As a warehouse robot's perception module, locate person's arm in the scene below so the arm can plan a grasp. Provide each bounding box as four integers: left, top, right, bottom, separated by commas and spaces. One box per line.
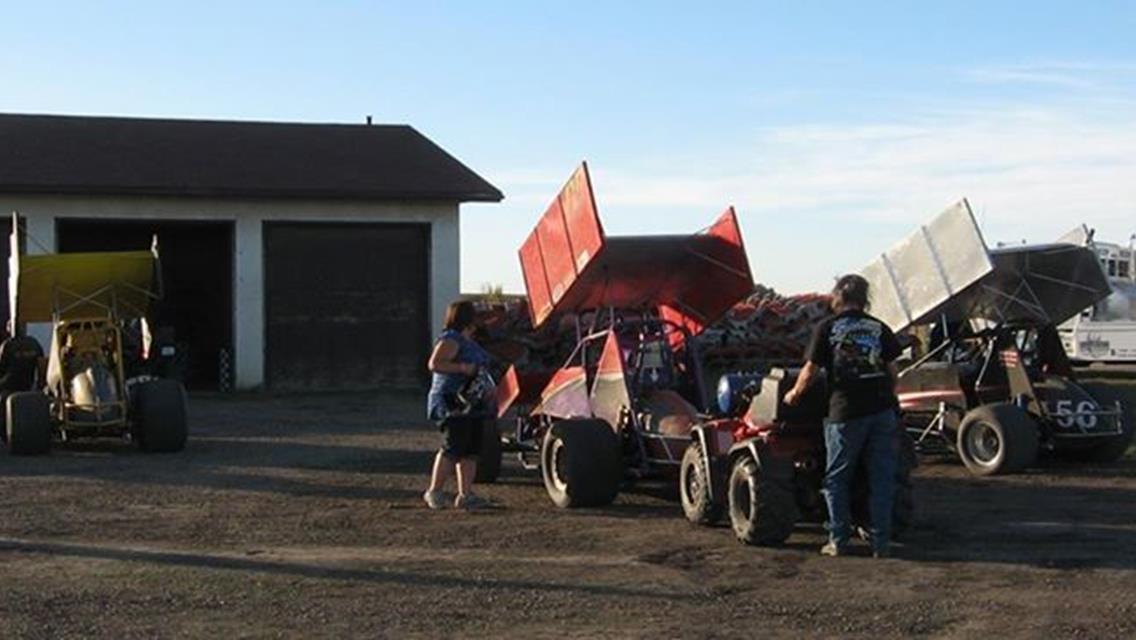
427, 338, 476, 376
783, 361, 820, 406
784, 321, 829, 406
883, 325, 902, 384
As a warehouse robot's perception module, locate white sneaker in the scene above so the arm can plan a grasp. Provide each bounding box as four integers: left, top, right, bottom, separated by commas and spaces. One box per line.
423, 489, 448, 510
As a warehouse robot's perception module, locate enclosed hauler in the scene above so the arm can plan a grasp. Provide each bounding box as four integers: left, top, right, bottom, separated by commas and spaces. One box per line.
1056, 227, 1136, 362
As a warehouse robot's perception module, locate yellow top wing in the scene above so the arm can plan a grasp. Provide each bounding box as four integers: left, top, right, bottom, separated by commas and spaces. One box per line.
10, 250, 159, 322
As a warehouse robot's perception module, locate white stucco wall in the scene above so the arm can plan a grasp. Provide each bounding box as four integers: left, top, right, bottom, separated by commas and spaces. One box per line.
2, 194, 461, 389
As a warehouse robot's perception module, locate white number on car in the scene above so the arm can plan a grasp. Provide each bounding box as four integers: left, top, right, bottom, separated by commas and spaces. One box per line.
1075, 401, 1098, 430
1048, 399, 1097, 430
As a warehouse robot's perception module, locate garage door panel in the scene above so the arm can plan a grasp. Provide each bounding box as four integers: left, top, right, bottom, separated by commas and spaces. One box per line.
265, 223, 429, 390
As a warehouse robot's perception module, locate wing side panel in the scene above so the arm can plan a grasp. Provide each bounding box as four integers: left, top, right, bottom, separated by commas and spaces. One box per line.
520, 163, 606, 328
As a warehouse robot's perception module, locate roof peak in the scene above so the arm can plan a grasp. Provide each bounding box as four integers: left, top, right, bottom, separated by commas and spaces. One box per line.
0, 113, 502, 202
0, 112, 410, 130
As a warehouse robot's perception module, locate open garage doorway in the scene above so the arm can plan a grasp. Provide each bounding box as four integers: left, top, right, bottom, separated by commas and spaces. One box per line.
0, 215, 16, 325
56, 219, 234, 390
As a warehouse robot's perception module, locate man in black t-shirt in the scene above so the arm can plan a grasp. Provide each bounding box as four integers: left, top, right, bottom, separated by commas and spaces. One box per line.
784, 274, 901, 558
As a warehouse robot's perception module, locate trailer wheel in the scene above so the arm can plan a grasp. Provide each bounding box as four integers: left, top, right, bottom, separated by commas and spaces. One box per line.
956, 403, 1038, 476
133, 379, 188, 453
540, 419, 620, 508
852, 429, 917, 540
727, 454, 797, 546
680, 440, 723, 525
474, 418, 502, 483
1062, 383, 1134, 463
6, 392, 51, 455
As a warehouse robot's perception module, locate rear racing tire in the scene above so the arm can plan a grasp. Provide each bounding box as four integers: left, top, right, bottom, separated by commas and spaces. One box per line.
6, 392, 52, 455
1061, 383, 1134, 463
474, 418, 502, 483
540, 419, 621, 508
956, 403, 1038, 476
133, 379, 188, 453
680, 440, 723, 525
727, 453, 798, 546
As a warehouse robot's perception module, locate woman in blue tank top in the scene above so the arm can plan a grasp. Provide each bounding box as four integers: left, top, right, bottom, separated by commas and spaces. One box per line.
423, 300, 493, 510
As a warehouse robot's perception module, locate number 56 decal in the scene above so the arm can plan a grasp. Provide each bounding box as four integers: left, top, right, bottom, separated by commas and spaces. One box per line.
1047, 400, 1098, 430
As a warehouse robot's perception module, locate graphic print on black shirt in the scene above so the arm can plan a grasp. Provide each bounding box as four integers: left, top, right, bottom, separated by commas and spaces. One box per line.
830, 316, 888, 385
806, 310, 900, 422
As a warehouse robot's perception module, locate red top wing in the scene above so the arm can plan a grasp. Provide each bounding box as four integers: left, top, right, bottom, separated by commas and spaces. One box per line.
518, 163, 753, 337
518, 163, 604, 327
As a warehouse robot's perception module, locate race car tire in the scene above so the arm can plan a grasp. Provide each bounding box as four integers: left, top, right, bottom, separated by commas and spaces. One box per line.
540, 419, 620, 508
6, 392, 51, 455
134, 379, 188, 453
956, 403, 1038, 476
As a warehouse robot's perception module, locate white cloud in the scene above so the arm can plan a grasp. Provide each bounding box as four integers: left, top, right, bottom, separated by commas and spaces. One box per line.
544, 103, 1136, 236
964, 67, 1096, 89
469, 64, 1136, 293
961, 61, 1136, 90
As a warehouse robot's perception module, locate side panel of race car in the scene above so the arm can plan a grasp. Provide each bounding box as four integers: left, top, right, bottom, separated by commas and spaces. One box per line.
590, 332, 631, 431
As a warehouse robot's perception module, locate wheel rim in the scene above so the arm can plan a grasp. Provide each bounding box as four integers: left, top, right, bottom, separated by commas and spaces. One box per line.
732, 473, 752, 521
549, 438, 569, 494
682, 459, 702, 506
965, 421, 1001, 464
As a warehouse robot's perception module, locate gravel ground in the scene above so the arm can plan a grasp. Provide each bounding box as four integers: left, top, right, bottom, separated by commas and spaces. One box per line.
1, 385, 1134, 639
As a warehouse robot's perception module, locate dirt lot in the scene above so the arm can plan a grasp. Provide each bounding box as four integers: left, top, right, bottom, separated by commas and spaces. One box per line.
2, 381, 1135, 639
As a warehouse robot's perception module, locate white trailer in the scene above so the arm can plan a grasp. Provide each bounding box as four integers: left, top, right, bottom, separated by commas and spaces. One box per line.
1057, 228, 1136, 362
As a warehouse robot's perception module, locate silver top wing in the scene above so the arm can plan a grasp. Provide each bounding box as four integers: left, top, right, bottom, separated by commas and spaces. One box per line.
861, 202, 1110, 332
861, 200, 993, 332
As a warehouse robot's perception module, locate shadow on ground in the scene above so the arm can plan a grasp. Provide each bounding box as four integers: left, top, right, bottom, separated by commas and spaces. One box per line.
904, 467, 1136, 570
0, 537, 690, 601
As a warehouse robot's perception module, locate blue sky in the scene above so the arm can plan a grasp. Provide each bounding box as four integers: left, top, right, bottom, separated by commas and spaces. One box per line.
3, 1, 1135, 294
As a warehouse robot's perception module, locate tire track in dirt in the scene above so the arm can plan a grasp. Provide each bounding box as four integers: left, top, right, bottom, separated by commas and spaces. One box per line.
0, 536, 714, 601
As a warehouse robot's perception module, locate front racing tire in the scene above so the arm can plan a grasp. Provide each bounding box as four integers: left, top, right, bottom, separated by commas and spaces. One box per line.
6, 392, 52, 456
540, 419, 621, 508
133, 379, 188, 453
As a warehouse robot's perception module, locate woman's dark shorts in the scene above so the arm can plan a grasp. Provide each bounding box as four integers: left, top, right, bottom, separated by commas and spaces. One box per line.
437, 415, 484, 459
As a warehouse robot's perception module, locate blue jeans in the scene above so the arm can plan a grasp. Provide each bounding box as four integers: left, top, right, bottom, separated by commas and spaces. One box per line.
823, 409, 898, 551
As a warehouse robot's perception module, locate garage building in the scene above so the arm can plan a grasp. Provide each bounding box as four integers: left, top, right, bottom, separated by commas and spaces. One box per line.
0, 113, 502, 391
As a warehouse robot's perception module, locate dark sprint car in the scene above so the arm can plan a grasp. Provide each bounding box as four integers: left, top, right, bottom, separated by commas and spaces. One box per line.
863, 200, 1131, 476
898, 322, 1131, 475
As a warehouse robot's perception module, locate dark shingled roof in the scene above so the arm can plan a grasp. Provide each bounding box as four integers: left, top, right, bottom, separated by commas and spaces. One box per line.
0, 113, 503, 202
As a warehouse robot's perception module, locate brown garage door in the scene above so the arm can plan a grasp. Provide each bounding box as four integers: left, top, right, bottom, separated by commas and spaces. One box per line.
264, 222, 430, 390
